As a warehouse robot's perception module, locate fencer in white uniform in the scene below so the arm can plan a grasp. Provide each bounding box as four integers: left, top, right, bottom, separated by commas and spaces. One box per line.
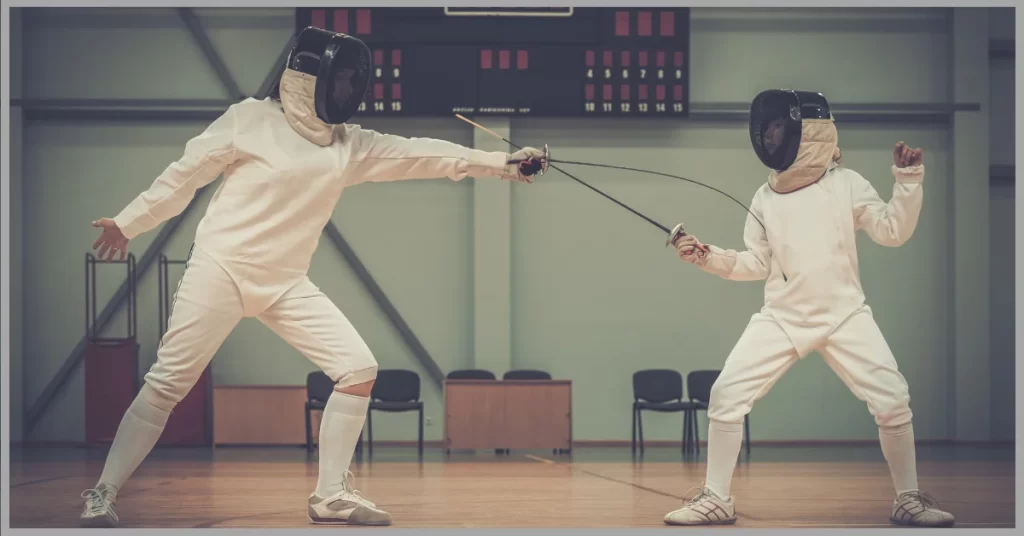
662, 90, 954, 527
81, 27, 549, 528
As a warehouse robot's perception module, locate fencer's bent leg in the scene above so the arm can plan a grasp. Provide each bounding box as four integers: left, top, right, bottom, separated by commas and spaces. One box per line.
705, 314, 800, 500
818, 307, 915, 491
665, 314, 799, 526
257, 279, 390, 525
819, 307, 954, 527
83, 248, 243, 527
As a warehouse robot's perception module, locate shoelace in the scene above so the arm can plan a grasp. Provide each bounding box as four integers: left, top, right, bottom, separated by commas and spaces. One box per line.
341, 471, 374, 507
681, 486, 714, 508
903, 491, 940, 510
81, 489, 113, 516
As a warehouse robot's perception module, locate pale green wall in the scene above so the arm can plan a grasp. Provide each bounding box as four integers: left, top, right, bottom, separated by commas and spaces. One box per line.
11, 7, 1015, 443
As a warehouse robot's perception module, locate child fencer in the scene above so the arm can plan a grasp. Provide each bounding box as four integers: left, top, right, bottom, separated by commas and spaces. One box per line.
81, 27, 549, 528
663, 90, 954, 528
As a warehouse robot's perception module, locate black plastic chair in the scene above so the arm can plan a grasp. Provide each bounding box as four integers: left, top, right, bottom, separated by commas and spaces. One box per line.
502, 369, 552, 380
305, 371, 335, 452
366, 369, 424, 455
687, 370, 751, 456
446, 369, 496, 380
632, 369, 698, 454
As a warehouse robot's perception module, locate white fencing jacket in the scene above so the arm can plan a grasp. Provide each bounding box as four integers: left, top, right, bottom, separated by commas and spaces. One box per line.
699, 165, 925, 356
113, 98, 511, 313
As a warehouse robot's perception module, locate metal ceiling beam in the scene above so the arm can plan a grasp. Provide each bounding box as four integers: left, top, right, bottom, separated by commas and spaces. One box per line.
177, 8, 246, 102
989, 39, 1015, 61
13, 98, 982, 125
322, 222, 446, 390
24, 186, 213, 436
990, 165, 1015, 185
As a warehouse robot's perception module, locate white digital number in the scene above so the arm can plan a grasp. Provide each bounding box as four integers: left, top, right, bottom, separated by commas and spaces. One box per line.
374, 102, 384, 112
391, 101, 403, 112
587, 69, 594, 79
640, 69, 647, 79
675, 69, 682, 79
657, 70, 664, 79
656, 103, 666, 112
604, 69, 612, 79
622, 69, 629, 79
358, 102, 367, 112
603, 102, 613, 112
621, 102, 631, 112
394, 68, 401, 78
673, 103, 683, 112
375, 68, 382, 78
585, 102, 595, 112
639, 103, 648, 112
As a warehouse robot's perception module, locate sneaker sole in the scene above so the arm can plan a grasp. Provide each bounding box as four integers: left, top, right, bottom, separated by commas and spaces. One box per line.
80, 514, 118, 528
890, 516, 955, 528
308, 514, 392, 526
664, 517, 738, 526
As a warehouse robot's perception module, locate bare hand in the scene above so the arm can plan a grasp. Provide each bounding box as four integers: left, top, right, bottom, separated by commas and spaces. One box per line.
893, 142, 923, 168
92, 218, 129, 261
672, 232, 711, 265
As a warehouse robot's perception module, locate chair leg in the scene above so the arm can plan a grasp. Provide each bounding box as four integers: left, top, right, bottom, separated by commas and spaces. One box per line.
637, 409, 645, 454
744, 414, 751, 456
367, 409, 374, 456
631, 403, 637, 454
304, 404, 313, 453
693, 411, 701, 456
418, 407, 424, 456
682, 411, 689, 454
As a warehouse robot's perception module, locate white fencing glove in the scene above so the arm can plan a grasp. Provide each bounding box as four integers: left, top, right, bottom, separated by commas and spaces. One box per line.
503, 145, 549, 183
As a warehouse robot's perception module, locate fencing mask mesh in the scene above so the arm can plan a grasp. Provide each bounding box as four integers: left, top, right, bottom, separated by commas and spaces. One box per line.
286, 26, 371, 125
750, 90, 839, 193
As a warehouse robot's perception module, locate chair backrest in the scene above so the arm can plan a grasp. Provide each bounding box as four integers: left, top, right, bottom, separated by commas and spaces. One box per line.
446, 369, 496, 380
687, 370, 721, 404
371, 369, 421, 402
632, 369, 683, 403
306, 371, 335, 403
503, 369, 552, 380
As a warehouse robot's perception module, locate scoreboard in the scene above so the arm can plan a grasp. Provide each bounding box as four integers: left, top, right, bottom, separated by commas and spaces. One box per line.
294, 7, 690, 118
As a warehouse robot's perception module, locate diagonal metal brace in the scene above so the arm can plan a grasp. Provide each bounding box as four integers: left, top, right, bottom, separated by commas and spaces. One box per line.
255, 35, 296, 100
24, 186, 213, 436
177, 8, 245, 102
322, 222, 445, 390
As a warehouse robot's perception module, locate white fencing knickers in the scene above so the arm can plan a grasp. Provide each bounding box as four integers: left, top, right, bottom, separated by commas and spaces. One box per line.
143, 245, 378, 411
708, 305, 913, 427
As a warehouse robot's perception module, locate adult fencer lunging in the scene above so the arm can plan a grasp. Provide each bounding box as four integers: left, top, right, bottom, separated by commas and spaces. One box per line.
81, 27, 549, 528
663, 90, 954, 527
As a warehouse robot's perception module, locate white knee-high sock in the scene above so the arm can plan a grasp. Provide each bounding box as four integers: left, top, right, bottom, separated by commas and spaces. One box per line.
704, 420, 743, 500
96, 387, 172, 498
879, 422, 919, 495
315, 391, 370, 498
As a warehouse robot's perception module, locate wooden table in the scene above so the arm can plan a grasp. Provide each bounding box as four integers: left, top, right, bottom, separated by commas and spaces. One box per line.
444, 379, 572, 453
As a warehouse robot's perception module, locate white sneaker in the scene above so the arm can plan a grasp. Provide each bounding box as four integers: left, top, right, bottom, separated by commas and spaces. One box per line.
307, 471, 392, 526
890, 490, 955, 527
664, 485, 737, 526
80, 484, 119, 528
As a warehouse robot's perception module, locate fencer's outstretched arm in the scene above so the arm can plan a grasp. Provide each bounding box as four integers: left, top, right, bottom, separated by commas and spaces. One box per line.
112, 105, 240, 239
344, 128, 534, 186
674, 194, 772, 281
851, 165, 924, 247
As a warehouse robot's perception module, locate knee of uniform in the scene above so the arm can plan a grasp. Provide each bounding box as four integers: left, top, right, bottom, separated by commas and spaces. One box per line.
335, 363, 378, 389
707, 384, 747, 424
873, 394, 913, 428
139, 381, 180, 413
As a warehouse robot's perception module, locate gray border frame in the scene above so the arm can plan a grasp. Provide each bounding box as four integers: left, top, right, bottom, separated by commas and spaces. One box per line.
4, 0, 1021, 534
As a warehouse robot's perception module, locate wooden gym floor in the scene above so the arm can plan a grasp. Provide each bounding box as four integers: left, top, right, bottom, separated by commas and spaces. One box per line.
9, 443, 1016, 528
